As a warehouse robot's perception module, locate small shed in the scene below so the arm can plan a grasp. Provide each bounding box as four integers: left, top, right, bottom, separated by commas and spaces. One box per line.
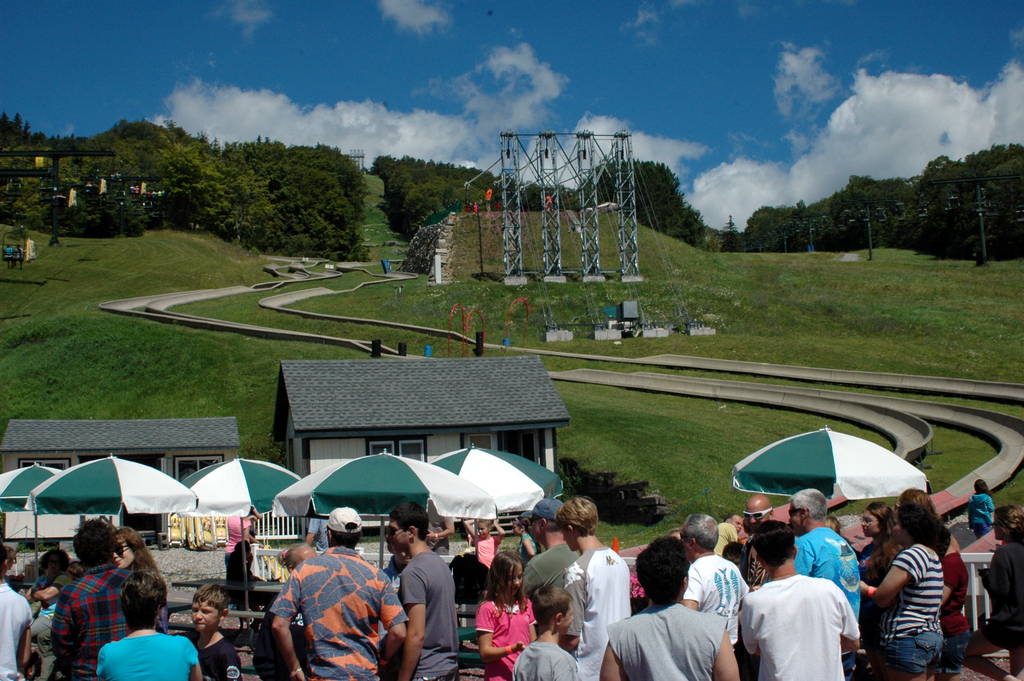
1, 417, 240, 537
274, 356, 570, 475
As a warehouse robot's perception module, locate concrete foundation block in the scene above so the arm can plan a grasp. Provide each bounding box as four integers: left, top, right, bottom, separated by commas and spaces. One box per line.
544, 329, 574, 342
503, 276, 529, 286
621, 275, 644, 283
582, 275, 607, 283
642, 327, 671, 338
687, 326, 717, 336
593, 328, 622, 340
542, 275, 568, 283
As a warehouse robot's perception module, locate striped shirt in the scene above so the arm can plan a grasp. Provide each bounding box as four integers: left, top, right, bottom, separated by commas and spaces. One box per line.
879, 544, 943, 644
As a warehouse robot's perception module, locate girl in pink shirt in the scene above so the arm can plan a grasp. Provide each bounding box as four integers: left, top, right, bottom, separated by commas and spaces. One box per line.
476, 551, 536, 681
468, 518, 504, 569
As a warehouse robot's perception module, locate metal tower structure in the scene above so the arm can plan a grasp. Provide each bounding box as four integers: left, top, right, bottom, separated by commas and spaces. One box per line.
612, 132, 642, 281
574, 132, 604, 281
0, 150, 115, 245
537, 132, 566, 282
499, 131, 527, 284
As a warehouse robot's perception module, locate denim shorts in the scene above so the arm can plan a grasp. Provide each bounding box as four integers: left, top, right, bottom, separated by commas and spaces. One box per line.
884, 630, 943, 674
935, 630, 970, 674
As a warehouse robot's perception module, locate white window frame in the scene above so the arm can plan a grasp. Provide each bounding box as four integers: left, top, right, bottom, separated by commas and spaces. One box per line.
174, 455, 224, 480
18, 458, 71, 470
368, 440, 395, 456
398, 439, 426, 461
467, 433, 494, 449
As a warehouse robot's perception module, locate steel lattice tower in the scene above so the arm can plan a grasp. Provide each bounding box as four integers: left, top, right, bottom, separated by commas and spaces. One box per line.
575, 132, 604, 281
499, 131, 526, 284
613, 132, 642, 281
537, 132, 565, 280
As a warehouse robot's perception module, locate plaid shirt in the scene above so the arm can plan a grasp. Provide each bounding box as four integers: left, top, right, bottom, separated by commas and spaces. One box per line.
51, 564, 130, 681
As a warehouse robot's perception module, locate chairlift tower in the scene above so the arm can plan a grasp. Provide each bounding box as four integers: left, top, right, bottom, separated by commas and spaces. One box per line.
613, 132, 642, 281
500, 131, 527, 285
929, 174, 1022, 265
575, 132, 604, 282
0, 150, 115, 245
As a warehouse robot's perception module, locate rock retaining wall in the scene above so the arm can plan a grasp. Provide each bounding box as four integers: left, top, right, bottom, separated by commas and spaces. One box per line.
401, 214, 456, 282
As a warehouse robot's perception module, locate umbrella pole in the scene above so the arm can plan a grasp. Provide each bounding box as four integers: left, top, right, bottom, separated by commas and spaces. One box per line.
242, 532, 250, 612
33, 512, 38, 576
378, 517, 384, 569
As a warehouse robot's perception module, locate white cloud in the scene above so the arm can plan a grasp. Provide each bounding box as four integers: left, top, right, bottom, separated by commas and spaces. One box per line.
219, 0, 271, 37
153, 43, 570, 165
691, 62, 1024, 230
1012, 25, 1024, 49
456, 43, 568, 135
774, 44, 838, 118
574, 113, 708, 178
154, 81, 475, 162
377, 0, 449, 35
622, 5, 660, 45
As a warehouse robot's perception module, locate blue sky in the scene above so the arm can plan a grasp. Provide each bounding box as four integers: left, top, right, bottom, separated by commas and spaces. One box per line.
3, 1, 1023, 228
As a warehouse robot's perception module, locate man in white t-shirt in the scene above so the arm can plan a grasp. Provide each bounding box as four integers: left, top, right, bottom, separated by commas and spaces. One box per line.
681, 513, 749, 645
0, 545, 32, 678
557, 497, 630, 681
740, 521, 859, 681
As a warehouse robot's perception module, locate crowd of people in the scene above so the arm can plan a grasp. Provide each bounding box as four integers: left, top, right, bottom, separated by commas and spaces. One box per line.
0, 485, 1020, 681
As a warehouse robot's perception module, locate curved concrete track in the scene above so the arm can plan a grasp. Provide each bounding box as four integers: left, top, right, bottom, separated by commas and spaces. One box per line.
98, 260, 1024, 503
551, 369, 1024, 497
99, 260, 415, 355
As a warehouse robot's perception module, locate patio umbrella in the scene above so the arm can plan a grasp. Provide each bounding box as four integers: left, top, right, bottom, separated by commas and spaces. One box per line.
182, 458, 299, 611
182, 458, 300, 517
273, 455, 496, 566
0, 464, 62, 568
432, 447, 562, 512
26, 456, 197, 515
273, 454, 495, 519
0, 464, 61, 512
732, 427, 928, 500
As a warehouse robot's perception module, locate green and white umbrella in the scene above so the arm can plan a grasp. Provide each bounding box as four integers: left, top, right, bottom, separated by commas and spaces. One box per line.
432, 447, 562, 513
273, 454, 496, 519
26, 456, 197, 515
732, 427, 928, 499
182, 458, 300, 517
0, 464, 61, 512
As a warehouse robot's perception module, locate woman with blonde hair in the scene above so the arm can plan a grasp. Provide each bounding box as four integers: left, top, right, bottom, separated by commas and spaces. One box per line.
963, 505, 1024, 681
859, 501, 898, 681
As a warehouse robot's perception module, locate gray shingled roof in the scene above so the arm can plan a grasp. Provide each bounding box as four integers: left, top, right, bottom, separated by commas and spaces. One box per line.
277, 356, 569, 436
1, 418, 239, 453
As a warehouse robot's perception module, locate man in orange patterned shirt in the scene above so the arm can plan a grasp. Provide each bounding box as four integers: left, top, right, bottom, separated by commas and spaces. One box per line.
271, 507, 408, 681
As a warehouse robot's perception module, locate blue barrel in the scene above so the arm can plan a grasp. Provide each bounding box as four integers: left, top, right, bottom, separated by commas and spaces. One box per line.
424, 345, 433, 357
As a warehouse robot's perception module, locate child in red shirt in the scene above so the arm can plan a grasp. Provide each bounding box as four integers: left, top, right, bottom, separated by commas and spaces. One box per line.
476, 551, 536, 681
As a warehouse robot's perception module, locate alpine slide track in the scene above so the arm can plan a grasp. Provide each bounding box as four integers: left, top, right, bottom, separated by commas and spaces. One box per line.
99, 261, 1024, 541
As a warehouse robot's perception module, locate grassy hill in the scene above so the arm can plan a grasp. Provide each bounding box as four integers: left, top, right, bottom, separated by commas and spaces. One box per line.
3, 184, 1024, 543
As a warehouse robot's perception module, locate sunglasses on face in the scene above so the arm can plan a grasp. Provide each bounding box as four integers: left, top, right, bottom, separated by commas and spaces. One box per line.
743, 509, 773, 519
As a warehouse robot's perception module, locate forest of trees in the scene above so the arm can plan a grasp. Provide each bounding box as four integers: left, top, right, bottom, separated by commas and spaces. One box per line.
0, 116, 366, 260
728, 144, 1024, 261
372, 155, 709, 247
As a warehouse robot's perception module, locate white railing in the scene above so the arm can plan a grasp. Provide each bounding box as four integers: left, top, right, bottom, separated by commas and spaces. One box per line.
253, 513, 306, 542
962, 552, 994, 629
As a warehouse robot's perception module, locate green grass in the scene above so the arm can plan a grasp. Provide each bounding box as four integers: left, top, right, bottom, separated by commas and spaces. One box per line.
3, 182, 1024, 547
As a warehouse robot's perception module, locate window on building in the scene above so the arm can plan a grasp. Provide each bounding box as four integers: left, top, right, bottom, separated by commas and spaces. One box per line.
174, 455, 224, 480
18, 458, 70, 470
367, 439, 426, 460
467, 433, 494, 449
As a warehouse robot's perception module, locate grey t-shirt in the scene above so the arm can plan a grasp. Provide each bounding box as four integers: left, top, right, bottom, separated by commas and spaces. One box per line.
513, 641, 577, 681
399, 550, 458, 678
523, 543, 579, 597
607, 603, 725, 681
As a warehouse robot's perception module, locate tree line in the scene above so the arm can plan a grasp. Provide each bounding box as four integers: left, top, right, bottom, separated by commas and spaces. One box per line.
372, 155, 709, 247
0, 116, 366, 260
723, 144, 1024, 261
